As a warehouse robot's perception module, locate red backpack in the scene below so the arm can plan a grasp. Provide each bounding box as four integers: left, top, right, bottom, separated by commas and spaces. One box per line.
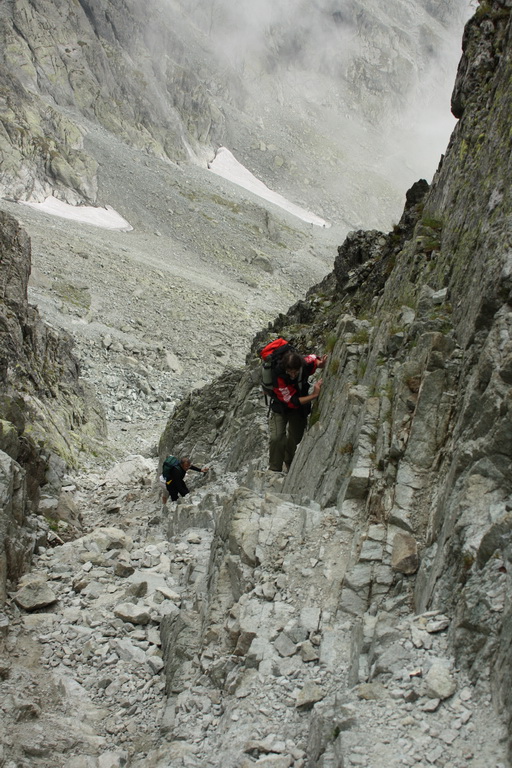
259, 338, 292, 398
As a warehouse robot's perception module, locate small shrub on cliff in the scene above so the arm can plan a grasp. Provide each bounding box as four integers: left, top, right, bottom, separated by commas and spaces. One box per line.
421, 215, 443, 231
329, 358, 340, 375
349, 328, 370, 345
325, 333, 337, 353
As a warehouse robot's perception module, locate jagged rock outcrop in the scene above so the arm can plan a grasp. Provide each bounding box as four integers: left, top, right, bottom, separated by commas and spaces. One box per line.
4, 454, 502, 768
0, 211, 105, 602
159, 2, 512, 760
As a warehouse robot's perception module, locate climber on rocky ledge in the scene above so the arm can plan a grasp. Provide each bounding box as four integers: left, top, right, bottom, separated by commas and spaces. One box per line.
160, 457, 209, 505
268, 350, 326, 473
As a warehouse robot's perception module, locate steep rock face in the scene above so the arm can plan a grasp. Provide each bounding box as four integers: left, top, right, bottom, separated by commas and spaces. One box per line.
0, 0, 238, 202
159, 1, 512, 757
0, 211, 105, 602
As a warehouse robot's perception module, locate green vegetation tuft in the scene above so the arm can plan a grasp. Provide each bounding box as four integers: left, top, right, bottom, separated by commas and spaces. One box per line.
325, 333, 337, 353
349, 328, 370, 345
421, 215, 443, 231
329, 358, 340, 375
357, 359, 367, 380
53, 281, 91, 309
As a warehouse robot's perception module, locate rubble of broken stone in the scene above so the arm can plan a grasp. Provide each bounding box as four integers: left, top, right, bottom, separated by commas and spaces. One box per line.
0, 456, 507, 768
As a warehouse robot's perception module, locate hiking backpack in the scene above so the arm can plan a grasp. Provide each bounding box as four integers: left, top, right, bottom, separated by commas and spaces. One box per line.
259, 338, 297, 400
162, 454, 180, 480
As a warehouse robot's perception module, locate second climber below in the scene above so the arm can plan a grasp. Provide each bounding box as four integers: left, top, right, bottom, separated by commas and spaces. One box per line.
162, 457, 209, 505
269, 349, 327, 473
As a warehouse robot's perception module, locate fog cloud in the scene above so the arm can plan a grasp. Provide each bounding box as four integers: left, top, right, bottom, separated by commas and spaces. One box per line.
169, 0, 474, 226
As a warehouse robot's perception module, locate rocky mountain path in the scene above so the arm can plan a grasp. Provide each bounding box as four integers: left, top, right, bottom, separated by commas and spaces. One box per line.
1, 455, 508, 768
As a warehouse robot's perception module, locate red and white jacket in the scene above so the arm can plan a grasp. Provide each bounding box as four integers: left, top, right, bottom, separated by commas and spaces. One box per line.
271, 354, 321, 411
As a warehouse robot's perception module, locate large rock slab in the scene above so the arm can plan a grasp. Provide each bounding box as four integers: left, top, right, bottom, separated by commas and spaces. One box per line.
14, 578, 57, 611
391, 532, 419, 574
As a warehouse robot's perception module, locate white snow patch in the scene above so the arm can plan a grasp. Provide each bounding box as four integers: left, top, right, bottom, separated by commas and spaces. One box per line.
20, 197, 133, 231
209, 147, 330, 228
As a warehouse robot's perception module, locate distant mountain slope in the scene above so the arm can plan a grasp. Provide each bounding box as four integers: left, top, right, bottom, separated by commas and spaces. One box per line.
0, 0, 468, 228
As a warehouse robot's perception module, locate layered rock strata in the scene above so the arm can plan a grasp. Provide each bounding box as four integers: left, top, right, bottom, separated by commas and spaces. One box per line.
1, 457, 505, 767
0, 2, 511, 767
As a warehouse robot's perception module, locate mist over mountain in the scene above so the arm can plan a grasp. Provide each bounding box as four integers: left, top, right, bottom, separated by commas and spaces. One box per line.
1, 0, 470, 228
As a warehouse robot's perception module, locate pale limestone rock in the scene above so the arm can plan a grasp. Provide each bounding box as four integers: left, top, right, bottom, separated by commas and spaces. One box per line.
252, 756, 292, 767
164, 351, 183, 374
274, 632, 297, 658
229, 512, 260, 566
103, 456, 155, 487
425, 664, 457, 700
156, 586, 181, 603
339, 587, 368, 616
411, 625, 432, 649
359, 539, 383, 562
388, 507, 414, 532
368, 524, 387, 541
391, 532, 419, 574
426, 615, 450, 633
66, 758, 98, 768
113, 638, 147, 664
295, 682, 325, 709
421, 697, 440, 712
147, 656, 165, 674
432, 288, 448, 305
113, 601, 152, 625
81, 527, 133, 553
246, 637, 275, 668
300, 605, 321, 632
98, 752, 129, 768
55, 491, 82, 530
261, 581, 277, 601
344, 563, 373, 590
300, 641, 319, 662
14, 579, 57, 611
372, 643, 412, 676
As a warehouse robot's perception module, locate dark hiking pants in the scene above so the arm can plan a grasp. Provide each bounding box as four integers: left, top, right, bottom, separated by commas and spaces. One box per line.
269, 410, 307, 471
